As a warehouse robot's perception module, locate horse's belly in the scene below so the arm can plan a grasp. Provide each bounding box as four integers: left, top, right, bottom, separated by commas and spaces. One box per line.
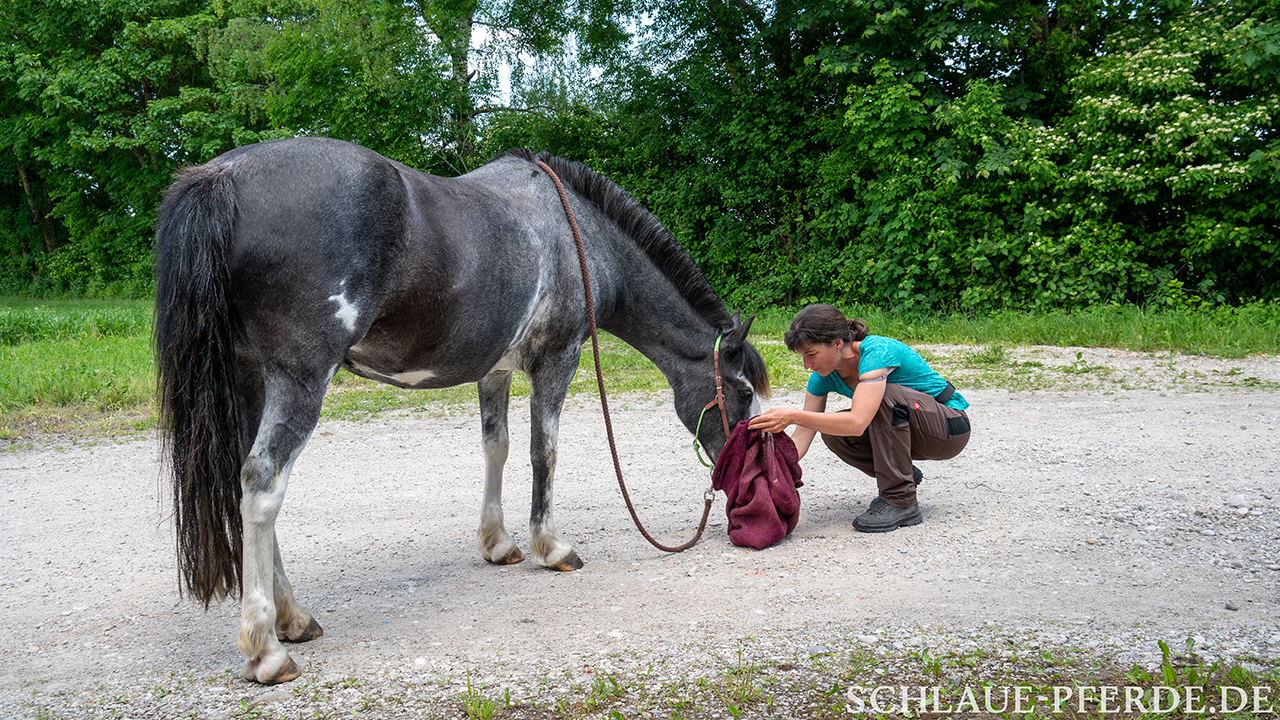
342, 343, 485, 389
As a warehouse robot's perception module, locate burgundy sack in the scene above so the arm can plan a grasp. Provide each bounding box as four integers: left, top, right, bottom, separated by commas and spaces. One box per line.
711, 419, 804, 550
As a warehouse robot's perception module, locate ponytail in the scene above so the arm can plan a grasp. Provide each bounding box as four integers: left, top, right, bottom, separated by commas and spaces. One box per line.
847, 317, 869, 342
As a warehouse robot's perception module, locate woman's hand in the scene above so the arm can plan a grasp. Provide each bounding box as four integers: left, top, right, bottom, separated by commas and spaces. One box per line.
748, 407, 794, 434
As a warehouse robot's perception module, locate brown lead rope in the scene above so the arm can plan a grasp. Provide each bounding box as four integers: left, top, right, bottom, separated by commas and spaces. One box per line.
536, 160, 713, 553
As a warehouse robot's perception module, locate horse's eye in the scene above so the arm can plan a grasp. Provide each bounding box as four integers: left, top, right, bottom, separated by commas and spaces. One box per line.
738, 388, 753, 401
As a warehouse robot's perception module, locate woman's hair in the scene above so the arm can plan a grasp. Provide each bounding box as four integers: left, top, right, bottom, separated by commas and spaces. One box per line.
783, 304, 869, 351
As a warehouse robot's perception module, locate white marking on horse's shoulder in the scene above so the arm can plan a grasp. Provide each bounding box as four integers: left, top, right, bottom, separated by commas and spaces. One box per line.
328, 292, 359, 333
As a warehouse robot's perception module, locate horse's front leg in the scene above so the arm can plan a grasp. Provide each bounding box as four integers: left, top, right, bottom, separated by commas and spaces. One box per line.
476, 370, 524, 564
527, 355, 583, 571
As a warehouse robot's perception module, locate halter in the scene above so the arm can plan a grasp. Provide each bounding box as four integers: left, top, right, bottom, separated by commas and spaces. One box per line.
693, 333, 732, 468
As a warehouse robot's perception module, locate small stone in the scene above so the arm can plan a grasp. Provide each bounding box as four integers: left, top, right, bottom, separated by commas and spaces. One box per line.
1268, 565, 1280, 571
1200, 530, 1216, 536
1230, 560, 1245, 569
1225, 602, 1239, 611
1234, 507, 1250, 518
414, 657, 427, 666
807, 644, 829, 655
1227, 495, 1250, 509
1087, 538, 1098, 545
857, 634, 877, 645
251, 690, 291, 707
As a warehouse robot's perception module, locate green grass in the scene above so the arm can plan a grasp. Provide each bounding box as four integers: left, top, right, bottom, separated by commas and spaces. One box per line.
2, 296, 1277, 438
0, 297, 153, 345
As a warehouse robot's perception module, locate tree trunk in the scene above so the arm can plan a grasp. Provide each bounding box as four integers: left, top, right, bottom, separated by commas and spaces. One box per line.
418, 0, 479, 169
16, 164, 60, 253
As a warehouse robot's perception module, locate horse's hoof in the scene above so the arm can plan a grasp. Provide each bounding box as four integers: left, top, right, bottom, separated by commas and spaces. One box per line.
243, 655, 302, 684
490, 545, 525, 565
283, 617, 324, 643
547, 550, 583, 572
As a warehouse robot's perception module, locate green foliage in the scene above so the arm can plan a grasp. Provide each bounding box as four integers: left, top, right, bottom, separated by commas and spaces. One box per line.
815, 2, 1279, 312
1, 0, 273, 296
1, 0, 1277, 310
255, 0, 453, 169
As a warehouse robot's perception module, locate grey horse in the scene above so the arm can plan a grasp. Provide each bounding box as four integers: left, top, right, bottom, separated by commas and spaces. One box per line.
154, 137, 770, 683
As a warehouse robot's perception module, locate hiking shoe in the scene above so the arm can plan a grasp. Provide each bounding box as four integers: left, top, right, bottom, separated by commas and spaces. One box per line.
912, 466, 923, 487
853, 497, 923, 533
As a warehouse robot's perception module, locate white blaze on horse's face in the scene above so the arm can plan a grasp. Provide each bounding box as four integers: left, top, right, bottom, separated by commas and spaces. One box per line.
327, 291, 359, 333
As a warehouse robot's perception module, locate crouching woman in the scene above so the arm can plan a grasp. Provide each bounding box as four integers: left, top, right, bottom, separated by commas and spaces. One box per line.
748, 304, 971, 532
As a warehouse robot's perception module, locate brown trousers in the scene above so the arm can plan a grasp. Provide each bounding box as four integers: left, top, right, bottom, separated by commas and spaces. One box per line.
821, 384, 970, 508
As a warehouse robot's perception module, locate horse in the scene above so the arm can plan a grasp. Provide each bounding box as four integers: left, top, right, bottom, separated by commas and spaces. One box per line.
154, 137, 770, 684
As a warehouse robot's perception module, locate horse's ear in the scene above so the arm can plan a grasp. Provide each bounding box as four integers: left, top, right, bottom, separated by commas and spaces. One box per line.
721, 313, 755, 353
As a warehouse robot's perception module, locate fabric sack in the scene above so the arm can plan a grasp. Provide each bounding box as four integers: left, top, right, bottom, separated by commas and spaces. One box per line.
711, 419, 804, 550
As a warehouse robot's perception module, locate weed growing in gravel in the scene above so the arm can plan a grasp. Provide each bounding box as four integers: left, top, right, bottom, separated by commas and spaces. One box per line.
460, 671, 508, 720
713, 640, 773, 717
582, 674, 625, 711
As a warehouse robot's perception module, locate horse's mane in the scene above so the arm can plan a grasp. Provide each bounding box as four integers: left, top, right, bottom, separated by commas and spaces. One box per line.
496, 149, 734, 330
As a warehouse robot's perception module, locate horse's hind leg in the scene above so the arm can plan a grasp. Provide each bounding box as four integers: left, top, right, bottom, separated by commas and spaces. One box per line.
272, 537, 324, 642
234, 351, 324, 646
527, 354, 583, 572
238, 374, 327, 684
476, 370, 524, 564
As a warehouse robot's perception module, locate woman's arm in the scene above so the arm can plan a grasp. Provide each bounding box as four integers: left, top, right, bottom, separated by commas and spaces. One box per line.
789, 392, 827, 460
748, 369, 892, 439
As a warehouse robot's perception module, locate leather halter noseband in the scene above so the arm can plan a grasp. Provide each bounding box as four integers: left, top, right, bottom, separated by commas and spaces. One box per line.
693, 333, 732, 468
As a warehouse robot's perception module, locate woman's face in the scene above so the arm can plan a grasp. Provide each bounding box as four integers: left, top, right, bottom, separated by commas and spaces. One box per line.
797, 340, 842, 375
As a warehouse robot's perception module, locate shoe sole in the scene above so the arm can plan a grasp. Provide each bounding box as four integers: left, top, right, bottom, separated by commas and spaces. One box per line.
853, 509, 923, 533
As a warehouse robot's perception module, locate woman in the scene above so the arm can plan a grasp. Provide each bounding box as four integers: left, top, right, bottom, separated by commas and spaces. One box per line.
748, 304, 970, 532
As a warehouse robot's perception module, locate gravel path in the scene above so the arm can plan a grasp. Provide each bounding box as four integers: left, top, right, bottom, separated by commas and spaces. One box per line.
2, 346, 1278, 718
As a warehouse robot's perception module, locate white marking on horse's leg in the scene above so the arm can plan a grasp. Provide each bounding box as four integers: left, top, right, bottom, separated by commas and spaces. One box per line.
477, 432, 519, 561
237, 412, 314, 684
327, 291, 359, 333
476, 372, 521, 564
237, 451, 299, 683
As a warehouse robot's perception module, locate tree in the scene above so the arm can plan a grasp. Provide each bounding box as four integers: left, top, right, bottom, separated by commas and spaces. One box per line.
1, 0, 250, 294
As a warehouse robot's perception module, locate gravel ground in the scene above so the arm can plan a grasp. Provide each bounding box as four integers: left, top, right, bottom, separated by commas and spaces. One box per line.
2, 346, 1278, 718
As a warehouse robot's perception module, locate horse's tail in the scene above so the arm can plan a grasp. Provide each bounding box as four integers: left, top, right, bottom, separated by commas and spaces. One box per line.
154, 163, 244, 606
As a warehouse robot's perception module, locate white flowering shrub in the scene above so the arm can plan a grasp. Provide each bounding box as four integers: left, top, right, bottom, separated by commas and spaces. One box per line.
824, 3, 1278, 310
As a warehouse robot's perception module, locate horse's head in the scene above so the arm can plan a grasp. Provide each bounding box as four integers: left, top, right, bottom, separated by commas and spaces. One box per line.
689, 313, 771, 462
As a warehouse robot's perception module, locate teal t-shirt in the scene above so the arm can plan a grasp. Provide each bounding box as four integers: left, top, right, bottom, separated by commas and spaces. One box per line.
806, 335, 970, 411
